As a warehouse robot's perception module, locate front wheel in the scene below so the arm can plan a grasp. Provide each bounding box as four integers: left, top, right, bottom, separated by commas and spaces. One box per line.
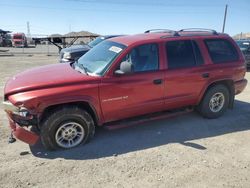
40, 106, 95, 150
197, 85, 230, 119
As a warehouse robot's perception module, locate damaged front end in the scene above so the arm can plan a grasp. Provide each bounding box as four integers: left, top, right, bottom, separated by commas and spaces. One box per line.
3, 101, 39, 145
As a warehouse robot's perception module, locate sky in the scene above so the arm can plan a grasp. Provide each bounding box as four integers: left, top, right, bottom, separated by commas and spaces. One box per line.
0, 0, 249, 37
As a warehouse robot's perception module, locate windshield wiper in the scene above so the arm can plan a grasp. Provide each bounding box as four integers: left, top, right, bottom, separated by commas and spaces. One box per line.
74, 60, 89, 75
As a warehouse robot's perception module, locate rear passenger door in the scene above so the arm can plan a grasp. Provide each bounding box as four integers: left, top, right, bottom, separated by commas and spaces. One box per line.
164, 40, 208, 109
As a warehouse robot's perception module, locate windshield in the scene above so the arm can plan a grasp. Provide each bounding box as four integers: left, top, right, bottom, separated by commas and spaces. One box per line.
88, 37, 105, 48
236, 41, 250, 50
13, 35, 23, 39
77, 40, 126, 76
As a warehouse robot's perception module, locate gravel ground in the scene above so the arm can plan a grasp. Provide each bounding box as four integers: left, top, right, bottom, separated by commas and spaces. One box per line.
0, 45, 58, 55
0, 47, 250, 188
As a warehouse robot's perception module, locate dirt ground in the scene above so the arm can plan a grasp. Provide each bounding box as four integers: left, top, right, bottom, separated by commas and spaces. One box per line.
0, 46, 250, 188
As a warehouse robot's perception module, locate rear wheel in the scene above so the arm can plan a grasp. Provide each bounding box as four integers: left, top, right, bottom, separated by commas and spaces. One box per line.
198, 85, 230, 119
40, 106, 95, 150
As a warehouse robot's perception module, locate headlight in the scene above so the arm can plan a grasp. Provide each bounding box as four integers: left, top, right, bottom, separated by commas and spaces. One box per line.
3, 101, 30, 117
16, 107, 30, 117
3, 101, 19, 112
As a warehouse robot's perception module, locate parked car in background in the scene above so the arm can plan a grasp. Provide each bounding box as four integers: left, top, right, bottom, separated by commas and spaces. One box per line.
0, 34, 12, 47
12, 33, 28, 47
3, 29, 247, 150
60, 35, 123, 63
236, 40, 250, 67
0, 29, 12, 47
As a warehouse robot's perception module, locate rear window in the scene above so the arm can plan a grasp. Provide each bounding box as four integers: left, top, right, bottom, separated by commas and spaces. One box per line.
205, 39, 239, 63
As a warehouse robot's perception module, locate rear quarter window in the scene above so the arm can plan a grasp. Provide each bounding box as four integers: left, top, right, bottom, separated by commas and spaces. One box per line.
205, 39, 239, 64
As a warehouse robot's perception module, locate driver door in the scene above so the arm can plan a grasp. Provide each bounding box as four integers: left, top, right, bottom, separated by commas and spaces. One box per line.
99, 43, 165, 122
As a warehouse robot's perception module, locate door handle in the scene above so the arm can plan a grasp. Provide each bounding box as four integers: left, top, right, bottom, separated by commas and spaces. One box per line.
202, 73, 210, 78
153, 79, 163, 85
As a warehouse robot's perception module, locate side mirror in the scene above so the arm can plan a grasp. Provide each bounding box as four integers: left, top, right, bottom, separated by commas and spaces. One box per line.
114, 61, 133, 75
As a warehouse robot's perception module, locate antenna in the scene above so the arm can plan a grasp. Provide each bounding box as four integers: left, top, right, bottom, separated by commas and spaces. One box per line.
222, 4, 228, 33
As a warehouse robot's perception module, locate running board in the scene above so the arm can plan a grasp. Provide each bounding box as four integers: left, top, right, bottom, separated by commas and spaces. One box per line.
104, 107, 193, 130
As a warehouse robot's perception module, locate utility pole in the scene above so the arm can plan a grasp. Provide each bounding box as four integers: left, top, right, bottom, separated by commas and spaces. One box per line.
26, 21, 31, 47
27, 21, 31, 38
222, 4, 228, 33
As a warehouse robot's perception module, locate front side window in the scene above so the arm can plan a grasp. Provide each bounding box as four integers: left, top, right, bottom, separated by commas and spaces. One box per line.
121, 43, 159, 73
77, 40, 126, 75
166, 40, 196, 69
205, 39, 239, 63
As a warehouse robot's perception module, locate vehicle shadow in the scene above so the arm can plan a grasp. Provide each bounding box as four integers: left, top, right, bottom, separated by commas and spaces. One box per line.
30, 100, 250, 160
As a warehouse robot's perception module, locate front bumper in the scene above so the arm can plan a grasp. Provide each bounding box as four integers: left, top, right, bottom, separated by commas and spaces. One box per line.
235, 79, 248, 95
8, 117, 39, 145
3, 101, 39, 145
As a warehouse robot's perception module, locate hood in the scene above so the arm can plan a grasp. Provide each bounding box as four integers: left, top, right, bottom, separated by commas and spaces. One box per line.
4, 63, 99, 96
60, 45, 91, 54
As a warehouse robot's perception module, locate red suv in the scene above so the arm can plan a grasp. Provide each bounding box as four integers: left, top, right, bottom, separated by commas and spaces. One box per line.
3, 29, 247, 150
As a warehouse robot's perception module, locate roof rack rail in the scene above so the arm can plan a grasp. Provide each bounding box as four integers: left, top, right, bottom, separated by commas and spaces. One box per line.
145, 29, 174, 33
144, 29, 179, 36
179, 28, 218, 35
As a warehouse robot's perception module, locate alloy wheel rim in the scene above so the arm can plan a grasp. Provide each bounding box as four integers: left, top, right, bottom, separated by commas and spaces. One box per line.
209, 92, 225, 113
55, 122, 85, 148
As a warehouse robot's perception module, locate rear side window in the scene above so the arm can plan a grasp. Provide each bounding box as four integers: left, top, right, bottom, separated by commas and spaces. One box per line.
205, 39, 239, 63
166, 40, 196, 69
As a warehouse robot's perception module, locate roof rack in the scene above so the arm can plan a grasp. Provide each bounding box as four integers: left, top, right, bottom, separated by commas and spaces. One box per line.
144, 29, 179, 36
179, 28, 218, 35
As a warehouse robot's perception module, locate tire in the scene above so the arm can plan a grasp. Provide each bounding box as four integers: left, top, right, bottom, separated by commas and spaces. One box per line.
197, 85, 230, 119
40, 106, 95, 150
